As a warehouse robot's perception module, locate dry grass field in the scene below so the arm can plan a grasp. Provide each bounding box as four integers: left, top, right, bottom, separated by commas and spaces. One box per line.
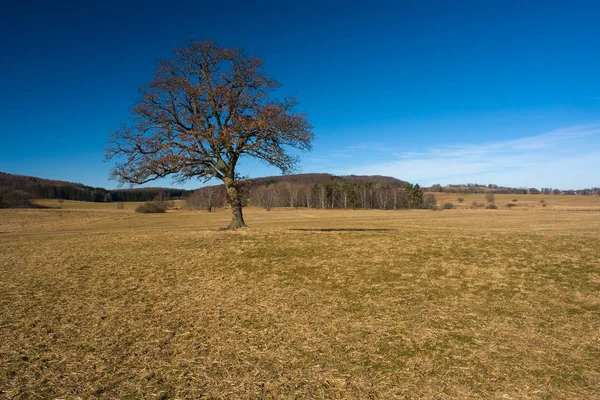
31, 199, 186, 211
433, 193, 600, 211
1, 203, 600, 399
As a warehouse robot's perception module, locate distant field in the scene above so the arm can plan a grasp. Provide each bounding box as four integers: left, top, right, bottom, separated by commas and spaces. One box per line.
32, 199, 185, 210
1, 207, 599, 398
432, 192, 600, 210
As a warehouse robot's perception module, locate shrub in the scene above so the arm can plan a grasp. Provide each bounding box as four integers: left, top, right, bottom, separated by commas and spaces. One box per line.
0, 190, 35, 208
443, 202, 454, 209
457, 197, 464, 203
507, 203, 517, 208
485, 192, 496, 204
423, 193, 437, 210
512, 198, 518, 202
539, 199, 545, 204
135, 201, 167, 213
542, 203, 547, 207
486, 203, 498, 209
117, 201, 125, 210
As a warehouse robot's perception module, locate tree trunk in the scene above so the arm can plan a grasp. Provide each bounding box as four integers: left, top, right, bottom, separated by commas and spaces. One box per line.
223, 178, 246, 230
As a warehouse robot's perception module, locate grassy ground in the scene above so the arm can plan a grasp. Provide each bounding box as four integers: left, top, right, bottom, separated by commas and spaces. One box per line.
1, 206, 599, 399
433, 193, 600, 210
31, 199, 186, 210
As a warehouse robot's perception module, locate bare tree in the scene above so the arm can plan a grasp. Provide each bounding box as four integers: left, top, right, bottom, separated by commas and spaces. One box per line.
270, 184, 283, 208
360, 183, 373, 209
303, 184, 313, 208
423, 193, 437, 209
377, 185, 390, 209
154, 191, 167, 202
186, 186, 223, 211
340, 184, 350, 209
315, 184, 327, 209
285, 182, 299, 207
106, 40, 313, 229
254, 186, 276, 211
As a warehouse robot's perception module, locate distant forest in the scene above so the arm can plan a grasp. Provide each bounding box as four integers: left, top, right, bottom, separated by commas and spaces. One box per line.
0, 172, 190, 207
1, 171, 598, 209
186, 174, 421, 211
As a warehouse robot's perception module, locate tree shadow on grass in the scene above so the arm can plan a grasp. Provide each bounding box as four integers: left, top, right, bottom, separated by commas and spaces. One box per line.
289, 228, 397, 232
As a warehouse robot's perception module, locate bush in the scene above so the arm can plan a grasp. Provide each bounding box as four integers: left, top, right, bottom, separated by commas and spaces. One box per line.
485, 192, 496, 204
512, 198, 518, 202
506, 203, 517, 209
456, 197, 464, 203
539, 199, 545, 204
486, 203, 498, 209
117, 201, 125, 210
542, 203, 547, 207
0, 190, 35, 208
443, 202, 454, 209
135, 201, 167, 213
423, 194, 437, 210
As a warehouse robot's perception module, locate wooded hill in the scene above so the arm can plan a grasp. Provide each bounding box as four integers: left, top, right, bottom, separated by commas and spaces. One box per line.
242, 173, 408, 189
186, 174, 419, 210
0, 172, 190, 207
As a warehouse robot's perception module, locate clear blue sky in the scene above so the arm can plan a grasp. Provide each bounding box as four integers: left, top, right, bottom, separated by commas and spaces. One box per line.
1, 0, 599, 189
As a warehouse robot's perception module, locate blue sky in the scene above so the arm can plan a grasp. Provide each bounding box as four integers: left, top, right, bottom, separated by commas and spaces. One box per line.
1, 0, 599, 189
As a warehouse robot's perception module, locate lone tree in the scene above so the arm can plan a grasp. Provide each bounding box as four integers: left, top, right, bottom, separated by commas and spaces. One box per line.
106, 41, 314, 229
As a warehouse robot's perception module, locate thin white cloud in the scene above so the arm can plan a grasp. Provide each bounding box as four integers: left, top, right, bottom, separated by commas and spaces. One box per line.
339, 125, 600, 189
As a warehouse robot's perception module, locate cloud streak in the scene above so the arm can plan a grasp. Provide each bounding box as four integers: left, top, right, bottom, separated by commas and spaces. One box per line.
339, 125, 600, 189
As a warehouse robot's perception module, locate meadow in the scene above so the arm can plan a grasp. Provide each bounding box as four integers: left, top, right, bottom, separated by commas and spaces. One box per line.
1, 197, 599, 399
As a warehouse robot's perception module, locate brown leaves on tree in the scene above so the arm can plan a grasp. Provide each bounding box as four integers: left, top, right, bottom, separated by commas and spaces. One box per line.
105, 40, 314, 229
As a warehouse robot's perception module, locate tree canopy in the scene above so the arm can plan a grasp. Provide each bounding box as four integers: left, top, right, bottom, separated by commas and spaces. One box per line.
106, 40, 314, 229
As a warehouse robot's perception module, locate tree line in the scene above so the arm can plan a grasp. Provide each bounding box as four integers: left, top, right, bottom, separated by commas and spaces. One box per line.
427, 183, 600, 196
186, 181, 436, 211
